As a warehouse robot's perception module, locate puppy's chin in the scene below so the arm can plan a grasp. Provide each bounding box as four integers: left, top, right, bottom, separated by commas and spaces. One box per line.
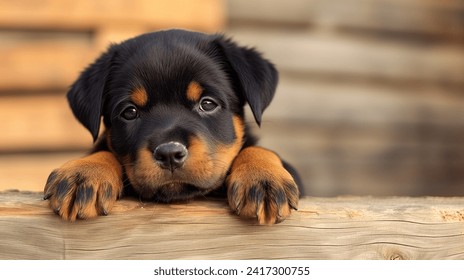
133, 182, 209, 202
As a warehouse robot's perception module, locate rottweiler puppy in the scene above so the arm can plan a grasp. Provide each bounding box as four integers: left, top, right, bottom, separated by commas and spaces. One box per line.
44, 29, 301, 224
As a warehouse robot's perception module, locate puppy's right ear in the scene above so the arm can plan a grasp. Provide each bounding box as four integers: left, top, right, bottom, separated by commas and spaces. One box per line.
67, 45, 118, 141
213, 36, 278, 126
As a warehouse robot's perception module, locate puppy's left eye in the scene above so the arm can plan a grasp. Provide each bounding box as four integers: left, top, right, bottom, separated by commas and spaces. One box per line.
199, 97, 219, 113
121, 106, 139, 120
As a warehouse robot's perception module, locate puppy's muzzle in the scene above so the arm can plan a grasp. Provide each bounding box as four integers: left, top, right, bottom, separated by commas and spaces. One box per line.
154, 141, 188, 171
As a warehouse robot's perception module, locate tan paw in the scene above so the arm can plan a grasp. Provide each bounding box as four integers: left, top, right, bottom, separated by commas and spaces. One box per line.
44, 152, 123, 221
226, 147, 299, 224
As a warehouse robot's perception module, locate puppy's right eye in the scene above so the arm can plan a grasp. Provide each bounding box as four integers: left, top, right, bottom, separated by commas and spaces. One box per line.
121, 106, 139, 120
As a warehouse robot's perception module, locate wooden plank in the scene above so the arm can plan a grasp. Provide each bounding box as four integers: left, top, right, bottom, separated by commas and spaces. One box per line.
228, 0, 464, 39
227, 0, 312, 26
227, 29, 464, 85
265, 75, 464, 124
0, 191, 463, 259
0, 95, 93, 151
0, 40, 95, 90
0, 0, 224, 32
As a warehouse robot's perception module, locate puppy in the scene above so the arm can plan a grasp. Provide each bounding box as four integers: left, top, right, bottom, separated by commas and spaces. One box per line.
44, 29, 301, 224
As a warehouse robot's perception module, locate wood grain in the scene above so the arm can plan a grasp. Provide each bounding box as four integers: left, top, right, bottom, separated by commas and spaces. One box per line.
0, 95, 92, 151
0, 191, 463, 259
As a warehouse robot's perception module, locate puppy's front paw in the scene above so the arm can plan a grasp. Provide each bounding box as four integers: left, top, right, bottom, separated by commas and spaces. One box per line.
226, 147, 299, 225
44, 152, 123, 221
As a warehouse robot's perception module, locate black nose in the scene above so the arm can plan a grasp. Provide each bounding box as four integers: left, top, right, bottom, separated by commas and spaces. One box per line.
153, 142, 188, 171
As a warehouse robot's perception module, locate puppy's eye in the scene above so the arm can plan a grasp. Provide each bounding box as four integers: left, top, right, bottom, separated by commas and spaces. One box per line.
121, 106, 139, 120
199, 97, 219, 113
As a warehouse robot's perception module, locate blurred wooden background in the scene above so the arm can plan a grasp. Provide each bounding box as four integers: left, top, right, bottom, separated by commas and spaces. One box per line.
0, 0, 463, 197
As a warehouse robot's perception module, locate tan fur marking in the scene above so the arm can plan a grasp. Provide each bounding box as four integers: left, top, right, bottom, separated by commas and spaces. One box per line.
230, 146, 283, 171
131, 87, 148, 107
186, 81, 203, 102
185, 137, 214, 179
216, 115, 245, 168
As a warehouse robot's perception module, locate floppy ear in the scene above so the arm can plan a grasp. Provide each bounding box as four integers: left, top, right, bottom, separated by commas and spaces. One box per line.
215, 36, 278, 125
67, 45, 117, 141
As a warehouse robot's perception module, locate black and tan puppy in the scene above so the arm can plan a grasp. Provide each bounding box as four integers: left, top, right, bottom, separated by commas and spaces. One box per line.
44, 29, 301, 224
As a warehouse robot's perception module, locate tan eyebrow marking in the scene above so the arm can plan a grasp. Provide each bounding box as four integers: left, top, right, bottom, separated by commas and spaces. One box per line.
186, 81, 203, 102
131, 87, 148, 107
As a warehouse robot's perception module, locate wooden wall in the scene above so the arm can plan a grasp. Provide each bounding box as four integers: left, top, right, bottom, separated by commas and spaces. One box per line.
226, 0, 464, 196
1, 0, 464, 197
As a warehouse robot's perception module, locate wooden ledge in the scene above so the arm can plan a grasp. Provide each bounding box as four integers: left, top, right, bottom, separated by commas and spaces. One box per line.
0, 191, 463, 260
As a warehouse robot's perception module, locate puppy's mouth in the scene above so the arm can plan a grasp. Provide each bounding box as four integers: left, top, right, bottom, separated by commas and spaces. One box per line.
137, 181, 205, 202
124, 144, 225, 202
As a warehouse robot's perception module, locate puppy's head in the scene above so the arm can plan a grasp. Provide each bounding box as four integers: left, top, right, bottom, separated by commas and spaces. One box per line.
67, 29, 278, 202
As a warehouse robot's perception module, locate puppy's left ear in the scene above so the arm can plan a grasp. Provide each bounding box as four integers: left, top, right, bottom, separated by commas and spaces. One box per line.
214, 36, 278, 125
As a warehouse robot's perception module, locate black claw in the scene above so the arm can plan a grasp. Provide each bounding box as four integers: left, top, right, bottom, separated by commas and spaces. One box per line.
45, 171, 58, 185
255, 200, 262, 217
288, 198, 298, 211
288, 196, 299, 211
235, 201, 242, 215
